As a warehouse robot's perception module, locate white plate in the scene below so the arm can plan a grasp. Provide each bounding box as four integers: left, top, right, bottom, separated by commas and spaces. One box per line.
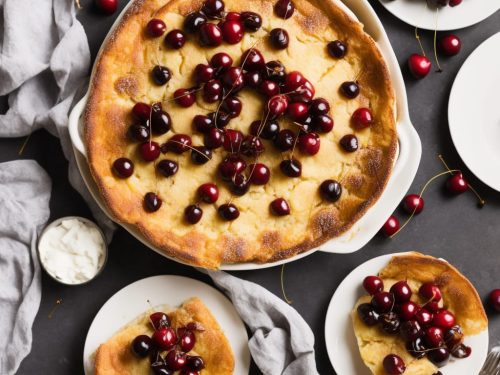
379, 0, 500, 31
324, 252, 489, 375
83, 275, 250, 375
69, 0, 421, 270
449, 32, 500, 192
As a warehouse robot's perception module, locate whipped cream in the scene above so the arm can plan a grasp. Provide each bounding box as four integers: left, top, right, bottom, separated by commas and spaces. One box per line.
38, 218, 106, 284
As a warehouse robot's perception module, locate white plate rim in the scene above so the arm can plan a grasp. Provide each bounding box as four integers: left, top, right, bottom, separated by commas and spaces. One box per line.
83, 275, 250, 375
324, 252, 489, 375
448, 32, 500, 192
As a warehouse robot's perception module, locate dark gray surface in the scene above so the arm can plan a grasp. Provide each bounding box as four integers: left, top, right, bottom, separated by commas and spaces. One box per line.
2, 1, 498, 374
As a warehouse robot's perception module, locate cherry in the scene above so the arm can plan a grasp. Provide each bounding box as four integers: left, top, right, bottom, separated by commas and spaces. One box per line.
194, 64, 215, 84
398, 301, 419, 321
415, 308, 434, 326
408, 53, 432, 79
433, 310, 456, 329
390, 280, 412, 303
269, 28, 289, 49
204, 127, 224, 149
185, 205, 203, 224
427, 347, 450, 367
274, 0, 295, 18
402, 194, 424, 214
221, 96, 242, 118
153, 327, 177, 350
144, 192, 162, 212
222, 129, 244, 151
221, 67, 244, 92
202, 0, 225, 18
150, 312, 170, 329
250, 120, 280, 140
152, 65, 172, 85
357, 303, 379, 326
165, 29, 186, 49
340, 134, 358, 152
225, 12, 241, 21
406, 337, 427, 359
320, 179, 342, 202
244, 71, 263, 88
440, 34, 461, 56
249, 164, 271, 185
267, 95, 289, 118
400, 320, 423, 341
131, 334, 153, 358
180, 330, 196, 352
451, 343, 471, 358
371, 291, 394, 313
147, 19, 167, 37
383, 354, 406, 375
444, 325, 464, 349
218, 203, 240, 221
280, 158, 302, 178
265, 60, 287, 82
419, 283, 442, 303
184, 12, 207, 33
203, 79, 222, 103
113, 158, 134, 178
380, 311, 401, 334
449, 0, 462, 5
298, 133, 320, 155
260, 80, 280, 97
165, 350, 187, 370
351, 108, 373, 129
229, 174, 250, 196
286, 102, 308, 121
327, 40, 347, 58
423, 301, 440, 313
219, 155, 246, 180
174, 88, 195, 107
139, 142, 161, 161
274, 129, 295, 151
289, 80, 315, 103
270, 198, 291, 216
242, 48, 266, 71
151, 104, 172, 134
313, 114, 334, 133
309, 98, 330, 115
157, 159, 179, 177
95, 0, 117, 15
199, 23, 222, 47
241, 12, 262, 32
208, 111, 231, 127
128, 124, 149, 142
241, 135, 265, 157
446, 172, 468, 194
340, 81, 360, 99
489, 289, 500, 312
363, 276, 384, 295
132, 102, 151, 121
193, 115, 214, 133
163, 134, 192, 154
381, 215, 399, 237
198, 183, 219, 203
190, 146, 212, 164
186, 356, 205, 371
284, 71, 305, 91
221, 20, 244, 44
151, 363, 173, 375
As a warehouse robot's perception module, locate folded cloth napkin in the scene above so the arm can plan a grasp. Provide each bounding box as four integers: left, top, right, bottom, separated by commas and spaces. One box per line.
0, 160, 51, 375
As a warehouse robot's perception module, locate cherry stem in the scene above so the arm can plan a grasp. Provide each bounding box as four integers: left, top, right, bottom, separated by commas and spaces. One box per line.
18, 132, 32, 155
75, 0, 81, 9
280, 264, 293, 304
168, 140, 211, 161
433, 9, 443, 73
414, 27, 426, 57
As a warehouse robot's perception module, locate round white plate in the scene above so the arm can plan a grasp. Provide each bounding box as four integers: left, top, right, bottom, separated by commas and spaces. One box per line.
83, 275, 250, 374
379, 0, 500, 31
324, 252, 489, 375
449, 32, 500, 192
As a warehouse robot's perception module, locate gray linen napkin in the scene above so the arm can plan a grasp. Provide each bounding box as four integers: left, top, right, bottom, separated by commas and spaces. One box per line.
0, 160, 51, 375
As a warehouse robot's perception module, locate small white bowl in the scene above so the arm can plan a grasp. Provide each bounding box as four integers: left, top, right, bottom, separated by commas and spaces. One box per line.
37, 216, 108, 286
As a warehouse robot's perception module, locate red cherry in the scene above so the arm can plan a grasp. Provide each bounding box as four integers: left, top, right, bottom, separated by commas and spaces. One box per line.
112, 158, 134, 178
222, 129, 244, 152
221, 67, 244, 92
287, 102, 309, 121
150, 312, 170, 329
132, 102, 151, 121
383, 354, 406, 375
144, 192, 162, 212
241, 135, 265, 157
440, 34, 461, 56
152, 327, 177, 350
449, 0, 462, 5
197, 183, 219, 203
225, 11, 241, 21
284, 71, 306, 92
165, 350, 187, 370
433, 310, 456, 329
163, 134, 192, 154
194, 64, 215, 83
203, 79, 222, 103
408, 53, 432, 79
289, 80, 315, 103
260, 80, 280, 97
174, 88, 195, 107
390, 280, 412, 303
241, 48, 266, 71
425, 326, 444, 348
139, 142, 161, 161
270, 198, 291, 216
298, 133, 320, 155
381, 215, 399, 237
220, 19, 244, 44
219, 155, 246, 181
165, 29, 186, 49
313, 114, 334, 133
267, 95, 289, 118
210, 52, 233, 72
184, 205, 203, 224
147, 19, 167, 37
180, 330, 196, 352
202, 0, 225, 18
193, 114, 214, 134
419, 283, 442, 303
221, 96, 242, 118
199, 23, 222, 46
423, 301, 440, 313
351, 108, 373, 129
249, 163, 270, 185
415, 309, 434, 326
371, 291, 394, 313
402, 194, 424, 214
95, 0, 117, 15
489, 289, 500, 312
204, 127, 224, 149
274, 0, 295, 19
398, 301, 419, 321
274, 129, 295, 151
363, 276, 384, 295
446, 172, 468, 194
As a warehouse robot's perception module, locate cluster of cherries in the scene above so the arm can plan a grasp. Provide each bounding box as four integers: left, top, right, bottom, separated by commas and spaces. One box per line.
358, 276, 471, 374
130, 311, 205, 375
111, 0, 371, 224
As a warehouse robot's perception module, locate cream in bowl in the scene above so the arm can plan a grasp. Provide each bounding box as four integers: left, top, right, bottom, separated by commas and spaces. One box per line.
38, 217, 107, 285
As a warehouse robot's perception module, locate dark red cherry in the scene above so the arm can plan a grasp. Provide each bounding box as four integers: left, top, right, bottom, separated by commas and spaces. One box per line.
249, 163, 270, 185
415, 309, 434, 326
225, 12, 241, 21
274, 129, 295, 151
260, 80, 280, 97
449, 0, 462, 5
379, 311, 401, 334
157, 159, 179, 177
287, 102, 309, 121
398, 301, 419, 321
132, 102, 151, 121
327, 40, 347, 58
269, 28, 289, 49
152, 65, 172, 85
340, 81, 359, 99
451, 343, 471, 359
222, 129, 244, 151
165, 29, 186, 49
179, 331, 196, 352
165, 350, 187, 370
194, 63, 215, 84
221, 96, 242, 118
309, 98, 330, 115
265, 60, 287, 82
186, 356, 205, 371
320, 179, 342, 202
440, 34, 461, 56
204, 128, 224, 149
151, 103, 171, 134
150, 312, 171, 329
193, 115, 214, 134
446, 172, 468, 194
241, 135, 265, 157
400, 320, 424, 341
339, 134, 358, 152
423, 301, 440, 313
428, 347, 450, 367
229, 174, 250, 196
185, 205, 203, 224
219, 155, 246, 180
313, 114, 334, 133
218, 203, 240, 220
371, 291, 394, 313
129, 124, 150, 142
489, 289, 500, 312
243, 71, 263, 88
267, 95, 289, 118
151, 362, 173, 375
202, 0, 225, 18
113, 158, 134, 178
139, 141, 161, 161
208, 111, 231, 128
274, 0, 295, 19
383, 354, 406, 375
190, 146, 212, 164
198, 183, 219, 203
203, 79, 222, 103
199, 23, 222, 46
221, 67, 244, 92
211, 52, 233, 73
241, 48, 266, 71
289, 80, 315, 103
152, 327, 177, 350
419, 283, 442, 303
444, 325, 464, 350
351, 108, 373, 129
390, 280, 412, 303
284, 71, 306, 92
163, 134, 192, 154
270, 198, 290, 216
184, 12, 207, 33
147, 19, 167, 37
363, 276, 384, 295
250, 120, 280, 140
174, 88, 195, 107
241, 11, 262, 32
131, 335, 153, 357
382, 215, 399, 237
433, 310, 456, 329
280, 158, 302, 177
95, 0, 118, 14
357, 303, 379, 326
402, 194, 424, 214
406, 337, 427, 359
298, 132, 320, 155
408, 53, 432, 79
144, 192, 162, 212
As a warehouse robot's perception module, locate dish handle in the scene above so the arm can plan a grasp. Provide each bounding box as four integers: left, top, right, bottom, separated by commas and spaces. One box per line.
69, 95, 89, 157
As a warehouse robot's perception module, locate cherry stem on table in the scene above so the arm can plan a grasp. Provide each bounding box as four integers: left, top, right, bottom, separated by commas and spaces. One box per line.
280, 264, 293, 304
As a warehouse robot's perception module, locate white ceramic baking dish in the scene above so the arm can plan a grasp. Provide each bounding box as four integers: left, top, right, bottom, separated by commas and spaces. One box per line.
69, 0, 421, 271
